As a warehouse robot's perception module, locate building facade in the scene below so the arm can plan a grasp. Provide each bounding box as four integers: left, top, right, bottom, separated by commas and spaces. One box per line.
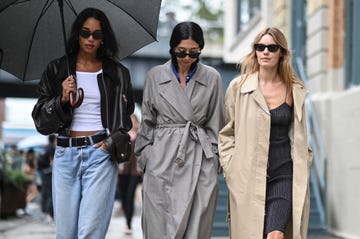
223, 0, 360, 238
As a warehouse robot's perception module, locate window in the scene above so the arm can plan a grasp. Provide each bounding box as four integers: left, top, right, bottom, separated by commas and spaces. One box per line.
236, 0, 260, 33
345, 0, 360, 87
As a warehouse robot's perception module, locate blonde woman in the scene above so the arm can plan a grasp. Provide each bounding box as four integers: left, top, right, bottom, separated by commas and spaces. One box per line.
218, 27, 313, 239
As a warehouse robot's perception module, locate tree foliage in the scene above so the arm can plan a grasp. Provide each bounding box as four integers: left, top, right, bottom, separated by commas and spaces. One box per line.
163, 0, 224, 44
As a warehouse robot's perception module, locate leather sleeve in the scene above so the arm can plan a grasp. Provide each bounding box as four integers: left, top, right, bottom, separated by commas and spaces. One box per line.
31, 59, 72, 135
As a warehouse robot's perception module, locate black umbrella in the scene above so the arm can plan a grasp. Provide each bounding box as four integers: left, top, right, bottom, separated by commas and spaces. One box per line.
0, 0, 161, 106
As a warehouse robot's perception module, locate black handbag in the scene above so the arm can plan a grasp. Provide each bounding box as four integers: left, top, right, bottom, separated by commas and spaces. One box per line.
109, 131, 131, 164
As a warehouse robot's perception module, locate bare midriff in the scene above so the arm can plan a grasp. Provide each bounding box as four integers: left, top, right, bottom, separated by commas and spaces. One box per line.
70, 130, 101, 137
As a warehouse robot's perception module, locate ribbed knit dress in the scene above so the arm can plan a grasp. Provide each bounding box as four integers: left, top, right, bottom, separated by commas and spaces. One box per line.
264, 102, 293, 235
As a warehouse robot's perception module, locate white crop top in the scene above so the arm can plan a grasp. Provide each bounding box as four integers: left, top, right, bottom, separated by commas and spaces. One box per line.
70, 69, 105, 131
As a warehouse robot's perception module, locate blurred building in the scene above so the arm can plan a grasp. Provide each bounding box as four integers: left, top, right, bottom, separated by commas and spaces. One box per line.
0, 97, 39, 146
0, 70, 39, 148
223, 0, 360, 238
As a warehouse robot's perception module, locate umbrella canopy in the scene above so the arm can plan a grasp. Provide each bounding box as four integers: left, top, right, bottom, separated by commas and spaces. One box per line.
0, 0, 161, 81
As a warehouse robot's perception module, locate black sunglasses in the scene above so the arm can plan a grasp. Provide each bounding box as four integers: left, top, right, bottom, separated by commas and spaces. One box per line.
174, 51, 201, 59
254, 44, 280, 52
79, 29, 104, 40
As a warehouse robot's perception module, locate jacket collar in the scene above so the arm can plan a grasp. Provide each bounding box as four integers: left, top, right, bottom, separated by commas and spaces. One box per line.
68, 55, 76, 75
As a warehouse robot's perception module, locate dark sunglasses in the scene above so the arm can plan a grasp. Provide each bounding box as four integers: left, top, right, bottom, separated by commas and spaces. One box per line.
79, 29, 104, 40
254, 44, 280, 52
174, 51, 201, 59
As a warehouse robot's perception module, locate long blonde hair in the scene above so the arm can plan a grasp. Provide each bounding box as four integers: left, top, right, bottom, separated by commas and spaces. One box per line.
239, 27, 304, 91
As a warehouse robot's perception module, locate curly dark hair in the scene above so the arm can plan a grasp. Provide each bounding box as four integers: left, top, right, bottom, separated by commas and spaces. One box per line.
67, 8, 119, 61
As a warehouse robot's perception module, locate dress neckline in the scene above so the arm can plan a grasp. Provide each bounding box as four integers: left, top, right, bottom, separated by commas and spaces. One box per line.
269, 102, 291, 111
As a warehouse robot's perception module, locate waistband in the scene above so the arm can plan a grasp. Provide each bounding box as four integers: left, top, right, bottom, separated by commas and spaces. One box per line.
157, 121, 215, 167
57, 133, 107, 147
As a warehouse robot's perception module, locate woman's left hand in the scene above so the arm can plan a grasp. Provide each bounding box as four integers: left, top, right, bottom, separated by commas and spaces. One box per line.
93, 141, 108, 152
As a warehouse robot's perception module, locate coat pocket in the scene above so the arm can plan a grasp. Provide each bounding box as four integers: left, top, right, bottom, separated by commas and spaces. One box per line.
137, 145, 153, 172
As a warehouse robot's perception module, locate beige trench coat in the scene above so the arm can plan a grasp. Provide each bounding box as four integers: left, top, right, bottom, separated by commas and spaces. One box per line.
218, 73, 313, 239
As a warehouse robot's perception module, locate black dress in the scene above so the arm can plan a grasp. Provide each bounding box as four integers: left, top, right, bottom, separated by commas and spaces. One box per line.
264, 102, 293, 235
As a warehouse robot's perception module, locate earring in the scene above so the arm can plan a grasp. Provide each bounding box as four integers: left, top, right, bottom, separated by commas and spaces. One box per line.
101, 41, 104, 44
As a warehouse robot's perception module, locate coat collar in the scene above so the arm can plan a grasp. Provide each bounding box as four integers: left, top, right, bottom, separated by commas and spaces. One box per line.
240, 72, 270, 114
292, 83, 307, 121
239, 72, 308, 120
240, 72, 259, 93
157, 61, 195, 121
159, 61, 208, 86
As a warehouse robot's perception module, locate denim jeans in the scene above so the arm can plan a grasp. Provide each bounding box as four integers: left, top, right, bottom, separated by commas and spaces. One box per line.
52, 144, 118, 239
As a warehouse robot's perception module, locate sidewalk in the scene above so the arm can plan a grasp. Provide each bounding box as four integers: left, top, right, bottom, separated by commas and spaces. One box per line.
0, 197, 144, 239
0, 199, 343, 239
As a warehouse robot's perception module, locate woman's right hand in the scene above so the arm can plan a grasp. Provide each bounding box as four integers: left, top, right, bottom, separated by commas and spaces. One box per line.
61, 75, 76, 104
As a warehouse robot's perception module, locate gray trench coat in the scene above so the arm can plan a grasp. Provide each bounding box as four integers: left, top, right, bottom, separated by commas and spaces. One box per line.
135, 61, 225, 239
218, 73, 313, 239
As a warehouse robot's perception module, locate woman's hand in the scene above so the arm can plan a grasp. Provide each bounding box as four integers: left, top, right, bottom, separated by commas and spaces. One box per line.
93, 141, 108, 152
61, 75, 76, 104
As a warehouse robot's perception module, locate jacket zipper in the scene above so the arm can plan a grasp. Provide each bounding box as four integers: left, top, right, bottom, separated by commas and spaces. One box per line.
100, 73, 111, 136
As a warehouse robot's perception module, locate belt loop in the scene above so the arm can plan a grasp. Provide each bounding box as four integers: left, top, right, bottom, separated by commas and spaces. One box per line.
88, 136, 94, 145
69, 138, 72, 147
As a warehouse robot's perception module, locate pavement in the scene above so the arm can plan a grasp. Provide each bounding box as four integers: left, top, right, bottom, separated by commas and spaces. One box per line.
0, 188, 344, 239
0, 197, 143, 239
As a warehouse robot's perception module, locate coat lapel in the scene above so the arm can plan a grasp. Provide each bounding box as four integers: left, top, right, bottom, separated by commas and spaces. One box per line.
292, 83, 307, 122
158, 63, 194, 121
241, 72, 270, 115
186, 64, 209, 99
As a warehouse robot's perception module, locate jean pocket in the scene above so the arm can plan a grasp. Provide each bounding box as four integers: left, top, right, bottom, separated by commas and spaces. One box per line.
98, 146, 110, 155
55, 146, 66, 157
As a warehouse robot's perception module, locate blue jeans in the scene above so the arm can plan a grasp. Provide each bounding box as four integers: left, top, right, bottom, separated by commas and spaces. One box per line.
52, 144, 117, 239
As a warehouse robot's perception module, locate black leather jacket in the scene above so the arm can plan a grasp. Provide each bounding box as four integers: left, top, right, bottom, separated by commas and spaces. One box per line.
32, 55, 134, 154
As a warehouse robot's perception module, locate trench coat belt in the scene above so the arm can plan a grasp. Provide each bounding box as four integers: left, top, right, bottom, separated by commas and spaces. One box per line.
157, 121, 215, 167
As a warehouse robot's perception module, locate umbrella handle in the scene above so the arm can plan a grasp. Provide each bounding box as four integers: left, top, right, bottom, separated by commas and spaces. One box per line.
69, 88, 84, 108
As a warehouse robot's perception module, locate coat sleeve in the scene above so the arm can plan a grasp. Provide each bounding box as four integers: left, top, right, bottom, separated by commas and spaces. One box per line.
218, 79, 237, 175
31, 60, 72, 135
134, 70, 157, 171
204, 70, 225, 153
